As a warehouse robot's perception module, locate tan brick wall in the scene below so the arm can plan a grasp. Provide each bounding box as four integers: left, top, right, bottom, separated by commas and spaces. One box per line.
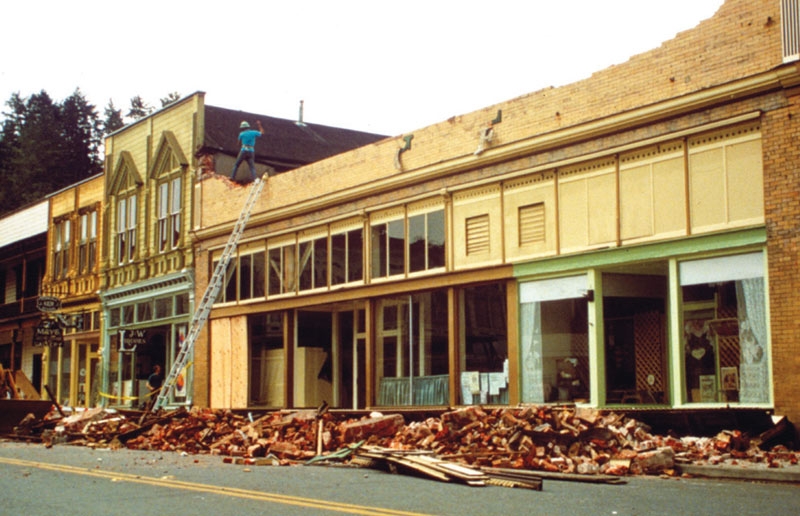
200, 0, 783, 229
763, 88, 800, 423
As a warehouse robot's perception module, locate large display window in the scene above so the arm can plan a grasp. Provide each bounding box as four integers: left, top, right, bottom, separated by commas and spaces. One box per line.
460, 283, 509, 405
679, 252, 769, 404
520, 275, 589, 403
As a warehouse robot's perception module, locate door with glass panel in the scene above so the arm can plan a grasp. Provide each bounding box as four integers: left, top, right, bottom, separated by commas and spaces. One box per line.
375, 291, 449, 406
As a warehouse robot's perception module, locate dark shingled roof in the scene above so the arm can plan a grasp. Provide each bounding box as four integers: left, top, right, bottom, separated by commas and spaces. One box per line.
201, 105, 388, 172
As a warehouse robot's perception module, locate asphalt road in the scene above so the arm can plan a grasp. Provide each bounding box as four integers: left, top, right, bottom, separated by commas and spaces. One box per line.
1, 440, 798, 516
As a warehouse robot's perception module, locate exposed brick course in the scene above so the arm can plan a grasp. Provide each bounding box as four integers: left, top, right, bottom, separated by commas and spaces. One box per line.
763, 88, 800, 423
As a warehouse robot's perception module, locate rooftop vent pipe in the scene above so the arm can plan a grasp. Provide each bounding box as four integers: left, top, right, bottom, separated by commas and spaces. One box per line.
296, 100, 306, 126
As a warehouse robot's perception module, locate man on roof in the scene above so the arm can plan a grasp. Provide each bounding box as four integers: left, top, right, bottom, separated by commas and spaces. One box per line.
230, 120, 264, 182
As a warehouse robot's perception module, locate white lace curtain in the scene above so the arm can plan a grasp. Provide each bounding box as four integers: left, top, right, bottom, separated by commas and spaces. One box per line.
737, 277, 769, 403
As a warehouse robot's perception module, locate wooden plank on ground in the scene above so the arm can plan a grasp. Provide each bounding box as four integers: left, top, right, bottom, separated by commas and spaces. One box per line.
356, 447, 488, 486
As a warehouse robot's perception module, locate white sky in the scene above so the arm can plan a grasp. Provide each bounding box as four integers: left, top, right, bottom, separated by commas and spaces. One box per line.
0, 0, 725, 136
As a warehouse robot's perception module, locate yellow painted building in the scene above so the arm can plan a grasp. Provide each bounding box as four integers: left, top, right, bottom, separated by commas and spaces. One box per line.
40, 174, 104, 407
100, 95, 202, 408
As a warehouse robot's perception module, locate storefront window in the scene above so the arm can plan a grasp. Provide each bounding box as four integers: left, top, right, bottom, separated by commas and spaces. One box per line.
376, 290, 449, 406
268, 245, 296, 295
175, 293, 189, 315
298, 238, 328, 291
238, 252, 265, 300
460, 283, 508, 404
331, 229, 363, 285
409, 209, 445, 273
520, 275, 589, 403
109, 307, 121, 328
224, 260, 237, 302
51, 346, 71, 406
155, 297, 171, 319
371, 219, 405, 279
680, 252, 768, 404
137, 301, 152, 322
123, 305, 134, 325
603, 271, 668, 405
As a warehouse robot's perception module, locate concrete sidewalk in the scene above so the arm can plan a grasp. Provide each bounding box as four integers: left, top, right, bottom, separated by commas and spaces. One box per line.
677, 463, 800, 483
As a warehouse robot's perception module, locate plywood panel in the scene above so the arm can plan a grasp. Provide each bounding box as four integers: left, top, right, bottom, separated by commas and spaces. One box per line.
209, 316, 249, 408
652, 157, 686, 235
558, 178, 588, 251
587, 172, 617, 245
726, 139, 764, 224
229, 316, 249, 408
689, 147, 725, 230
210, 318, 231, 408
620, 163, 653, 240
689, 122, 762, 234
559, 158, 616, 253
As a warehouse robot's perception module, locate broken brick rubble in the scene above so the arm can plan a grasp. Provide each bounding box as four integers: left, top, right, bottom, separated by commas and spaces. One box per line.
7, 405, 799, 479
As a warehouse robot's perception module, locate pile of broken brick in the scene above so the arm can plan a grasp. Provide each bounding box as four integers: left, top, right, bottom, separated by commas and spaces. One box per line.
7, 404, 799, 484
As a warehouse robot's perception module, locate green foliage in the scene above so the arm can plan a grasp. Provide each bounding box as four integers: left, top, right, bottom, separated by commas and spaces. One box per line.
160, 92, 181, 107
0, 89, 183, 217
0, 89, 103, 216
103, 99, 124, 135
127, 95, 153, 120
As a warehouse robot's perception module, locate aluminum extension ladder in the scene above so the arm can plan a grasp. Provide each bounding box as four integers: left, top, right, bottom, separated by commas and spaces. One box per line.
152, 178, 266, 411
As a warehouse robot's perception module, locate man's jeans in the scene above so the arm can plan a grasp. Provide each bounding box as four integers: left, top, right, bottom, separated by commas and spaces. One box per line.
231, 149, 256, 179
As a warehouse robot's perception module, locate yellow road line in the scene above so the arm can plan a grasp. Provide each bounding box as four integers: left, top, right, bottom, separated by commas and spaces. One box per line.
0, 456, 434, 516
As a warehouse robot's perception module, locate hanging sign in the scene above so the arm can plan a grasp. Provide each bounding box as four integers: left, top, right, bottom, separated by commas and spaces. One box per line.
33, 318, 64, 347
37, 296, 62, 313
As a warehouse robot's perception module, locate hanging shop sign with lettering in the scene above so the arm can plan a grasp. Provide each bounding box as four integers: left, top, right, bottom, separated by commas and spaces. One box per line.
33, 318, 64, 347
37, 296, 62, 313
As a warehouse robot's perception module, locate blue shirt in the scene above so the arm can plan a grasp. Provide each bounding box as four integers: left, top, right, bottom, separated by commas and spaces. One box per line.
238, 129, 262, 150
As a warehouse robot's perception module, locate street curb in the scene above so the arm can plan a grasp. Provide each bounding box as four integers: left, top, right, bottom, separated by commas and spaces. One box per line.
676, 464, 800, 483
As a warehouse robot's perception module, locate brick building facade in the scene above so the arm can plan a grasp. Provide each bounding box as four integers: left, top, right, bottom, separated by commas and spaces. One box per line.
192, 0, 800, 423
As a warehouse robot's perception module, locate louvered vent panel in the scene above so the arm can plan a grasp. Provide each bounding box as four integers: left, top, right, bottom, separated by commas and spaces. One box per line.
466, 214, 490, 255
519, 203, 545, 245
783, 0, 800, 62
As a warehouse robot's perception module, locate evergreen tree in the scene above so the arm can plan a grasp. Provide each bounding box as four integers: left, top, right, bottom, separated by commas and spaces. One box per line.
0, 93, 26, 212
0, 118, 18, 212
127, 95, 153, 120
0, 89, 182, 216
12, 90, 62, 208
102, 99, 125, 136
0, 89, 102, 216
59, 89, 103, 184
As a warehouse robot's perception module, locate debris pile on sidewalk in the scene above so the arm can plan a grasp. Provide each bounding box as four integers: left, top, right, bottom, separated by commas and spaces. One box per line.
6, 404, 799, 481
